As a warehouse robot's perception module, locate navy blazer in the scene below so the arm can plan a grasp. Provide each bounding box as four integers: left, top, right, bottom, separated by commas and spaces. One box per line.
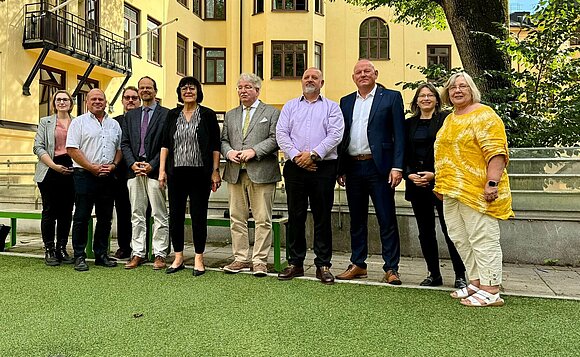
338, 85, 405, 177
120, 105, 169, 179
161, 105, 221, 177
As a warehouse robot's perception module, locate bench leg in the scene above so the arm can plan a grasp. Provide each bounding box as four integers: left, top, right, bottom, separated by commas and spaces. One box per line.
86, 218, 94, 259
10, 218, 17, 248
272, 223, 287, 272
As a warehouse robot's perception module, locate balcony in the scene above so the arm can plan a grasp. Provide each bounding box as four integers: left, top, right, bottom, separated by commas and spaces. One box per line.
22, 2, 131, 74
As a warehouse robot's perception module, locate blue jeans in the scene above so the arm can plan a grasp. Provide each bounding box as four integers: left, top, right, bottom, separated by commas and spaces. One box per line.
71, 169, 114, 259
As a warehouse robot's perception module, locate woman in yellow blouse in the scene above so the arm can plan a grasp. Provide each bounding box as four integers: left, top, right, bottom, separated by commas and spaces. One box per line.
434, 72, 514, 307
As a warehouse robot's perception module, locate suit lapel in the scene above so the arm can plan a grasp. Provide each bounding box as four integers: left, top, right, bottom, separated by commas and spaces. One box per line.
344, 94, 356, 128
245, 102, 265, 138
234, 105, 244, 138
368, 86, 384, 125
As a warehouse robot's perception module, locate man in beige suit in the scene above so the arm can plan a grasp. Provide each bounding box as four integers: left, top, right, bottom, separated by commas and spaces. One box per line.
221, 73, 281, 277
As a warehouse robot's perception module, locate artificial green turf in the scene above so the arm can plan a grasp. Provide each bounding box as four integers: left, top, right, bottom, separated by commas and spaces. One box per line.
0, 255, 578, 357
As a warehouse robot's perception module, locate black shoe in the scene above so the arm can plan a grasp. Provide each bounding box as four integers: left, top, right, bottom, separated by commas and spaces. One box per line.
94, 255, 118, 267
74, 256, 89, 271
315, 266, 335, 285
44, 247, 60, 266
454, 277, 467, 289
114, 248, 132, 260
193, 269, 205, 276
166, 263, 185, 274
420, 275, 443, 286
55, 246, 74, 264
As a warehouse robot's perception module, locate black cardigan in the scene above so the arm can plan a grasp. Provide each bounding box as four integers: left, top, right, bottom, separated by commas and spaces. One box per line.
161, 105, 221, 177
403, 111, 449, 202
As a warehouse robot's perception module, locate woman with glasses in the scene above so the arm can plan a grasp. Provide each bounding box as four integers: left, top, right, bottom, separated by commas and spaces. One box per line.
33, 90, 75, 266
404, 83, 466, 289
434, 72, 513, 307
159, 76, 221, 276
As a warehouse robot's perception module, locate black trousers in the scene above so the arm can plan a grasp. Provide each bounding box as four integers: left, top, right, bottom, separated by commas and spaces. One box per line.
167, 166, 211, 254
113, 176, 132, 252
410, 189, 465, 277
37, 155, 74, 248
283, 160, 337, 268
71, 170, 115, 259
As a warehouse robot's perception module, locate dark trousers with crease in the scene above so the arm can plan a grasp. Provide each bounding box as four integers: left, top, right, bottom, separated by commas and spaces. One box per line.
345, 160, 400, 272
71, 169, 115, 259
410, 189, 465, 277
113, 176, 132, 252
283, 160, 337, 268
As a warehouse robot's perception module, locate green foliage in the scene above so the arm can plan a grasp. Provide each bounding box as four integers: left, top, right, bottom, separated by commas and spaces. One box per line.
400, 0, 580, 148
341, 0, 447, 30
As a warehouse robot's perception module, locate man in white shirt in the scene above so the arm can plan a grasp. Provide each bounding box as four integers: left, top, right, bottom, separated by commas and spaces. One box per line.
66, 88, 123, 271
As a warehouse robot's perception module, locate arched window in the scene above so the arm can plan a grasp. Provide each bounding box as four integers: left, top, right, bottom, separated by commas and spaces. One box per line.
359, 18, 389, 60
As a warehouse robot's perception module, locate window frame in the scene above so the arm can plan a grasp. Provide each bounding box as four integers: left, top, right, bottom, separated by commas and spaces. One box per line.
192, 0, 201, 18
314, 0, 323, 15
204, 48, 226, 84
205, 0, 226, 20
192, 42, 202, 81
253, 0, 264, 14
123, 3, 140, 57
147, 16, 162, 65
272, 0, 307, 11
426, 44, 452, 70
253, 42, 264, 79
314, 42, 322, 71
271, 40, 307, 79
177, 33, 188, 76
39, 65, 66, 118
177, 0, 188, 8
359, 17, 390, 61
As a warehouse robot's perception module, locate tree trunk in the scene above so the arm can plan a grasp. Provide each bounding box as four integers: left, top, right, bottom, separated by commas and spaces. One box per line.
440, 0, 511, 97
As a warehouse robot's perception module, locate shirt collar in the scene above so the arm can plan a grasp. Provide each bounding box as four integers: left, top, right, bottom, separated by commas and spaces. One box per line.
299, 94, 323, 103
356, 85, 377, 100
143, 102, 157, 112
89, 111, 109, 122
244, 99, 260, 110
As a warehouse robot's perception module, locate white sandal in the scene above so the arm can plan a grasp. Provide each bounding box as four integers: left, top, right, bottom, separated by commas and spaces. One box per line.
450, 283, 480, 299
460, 290, 505, 307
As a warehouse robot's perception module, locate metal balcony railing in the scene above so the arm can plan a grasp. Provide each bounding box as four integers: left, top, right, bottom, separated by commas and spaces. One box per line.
22, 2, 131, 74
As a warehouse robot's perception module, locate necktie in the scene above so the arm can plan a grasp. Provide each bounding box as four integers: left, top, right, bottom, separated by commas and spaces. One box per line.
139, 107, 150, 157
242, 106, 251, 137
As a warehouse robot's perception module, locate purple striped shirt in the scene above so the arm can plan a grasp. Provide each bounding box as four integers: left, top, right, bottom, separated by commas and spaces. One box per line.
276, 95, 344, 160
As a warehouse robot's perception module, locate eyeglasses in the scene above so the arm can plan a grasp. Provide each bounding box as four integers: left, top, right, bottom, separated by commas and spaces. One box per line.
449, 84, 470, 92
418, 94, 435, 99
55, 98, 70, 102
180, 85, 196, 92
123, 95, 140, 101
237, 85, 255, 91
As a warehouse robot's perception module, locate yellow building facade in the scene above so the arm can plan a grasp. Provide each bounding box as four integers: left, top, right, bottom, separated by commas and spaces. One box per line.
0, 0, 461, 156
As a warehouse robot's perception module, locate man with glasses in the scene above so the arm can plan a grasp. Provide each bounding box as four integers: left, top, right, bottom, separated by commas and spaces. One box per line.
120, 76, 170, 270
111, 86, 140, 260
221, 73, 281, 277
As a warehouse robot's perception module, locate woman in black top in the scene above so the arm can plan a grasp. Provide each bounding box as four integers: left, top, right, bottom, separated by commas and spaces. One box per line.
404, 83, 466, 288
159, 76, 221, 276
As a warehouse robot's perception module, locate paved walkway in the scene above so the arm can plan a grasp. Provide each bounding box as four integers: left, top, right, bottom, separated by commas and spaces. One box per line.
3, 233, 579, 300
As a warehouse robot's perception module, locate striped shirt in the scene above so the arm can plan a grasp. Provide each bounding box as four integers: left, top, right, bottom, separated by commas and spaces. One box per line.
174, 108, 203, 167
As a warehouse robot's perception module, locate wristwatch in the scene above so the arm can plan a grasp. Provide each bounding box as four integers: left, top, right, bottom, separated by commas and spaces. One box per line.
487, 180, 499, 187
310, 151, 320, 161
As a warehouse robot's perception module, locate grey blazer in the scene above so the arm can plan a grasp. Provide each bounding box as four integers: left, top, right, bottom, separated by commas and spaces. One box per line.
121, 105, 169, 179
33, 115, 62, 183
221, 101, 281, 184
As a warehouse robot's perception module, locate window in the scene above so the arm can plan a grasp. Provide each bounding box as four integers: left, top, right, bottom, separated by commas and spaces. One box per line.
254, 43, 264, 79
192, 0, 201, 17
206, 0, 225, 19
205, 49, 226, 84
272, 0, 306, 11
124, 4, 140, 56
314, 42, 322, 70
314, 0, 323, 14
427, 45, 451, 70
177, 0, 188, 7
39, 65, 65, 118
254, 0, 264, 14
85, 0, 100, 30
359, 17, 389, 60
192, 42, 202, 81
147, 17, 161, 64
76, 77, 99, 116
272, 41, 306, 78
177, 34, 188, 75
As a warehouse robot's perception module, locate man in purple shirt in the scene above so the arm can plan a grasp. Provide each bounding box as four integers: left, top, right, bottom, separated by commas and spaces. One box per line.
276, 67, 345, 284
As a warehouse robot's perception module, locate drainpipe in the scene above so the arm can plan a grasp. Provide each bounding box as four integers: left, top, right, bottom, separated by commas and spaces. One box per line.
239, 0, 243, 74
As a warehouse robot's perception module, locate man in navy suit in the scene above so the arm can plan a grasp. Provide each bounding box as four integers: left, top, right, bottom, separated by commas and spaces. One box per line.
336, 59, 405, 285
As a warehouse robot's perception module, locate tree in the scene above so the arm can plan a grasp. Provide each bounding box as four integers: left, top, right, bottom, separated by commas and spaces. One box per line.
342, 0, 511, 95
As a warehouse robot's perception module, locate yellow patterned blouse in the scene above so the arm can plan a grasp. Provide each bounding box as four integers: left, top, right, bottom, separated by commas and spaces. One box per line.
434, 105, 514, 220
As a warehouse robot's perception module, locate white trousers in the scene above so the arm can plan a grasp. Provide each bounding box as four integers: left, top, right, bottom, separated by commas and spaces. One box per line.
127, 176, 169, 258
443, 196, 503, 285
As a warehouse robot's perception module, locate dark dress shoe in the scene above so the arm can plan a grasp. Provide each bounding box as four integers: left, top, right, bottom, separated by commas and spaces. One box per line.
55, 246, 74, 264
193, 269, 205, 276
74, 257, 89, 271
316, 266, 335, 285
95, 255, 118, 267
420, 275, 443, 286
454, 277, 467, 289
336, 264, 367, 280
277, 265, 304, 280
166, 263, 185, 274
44, 248, 60, 266
114, 249, 131, 260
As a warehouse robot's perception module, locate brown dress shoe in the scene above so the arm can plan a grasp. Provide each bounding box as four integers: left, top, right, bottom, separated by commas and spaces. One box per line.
277, 265, 304, 280
316, 266, 335, 285
153, 256, 166, 270
125, 256, 145, 270
382, 269, 402, 285
336, 264, 368, 280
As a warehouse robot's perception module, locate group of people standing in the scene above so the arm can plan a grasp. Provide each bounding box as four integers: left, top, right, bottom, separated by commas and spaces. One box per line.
33, 58, 513, 307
